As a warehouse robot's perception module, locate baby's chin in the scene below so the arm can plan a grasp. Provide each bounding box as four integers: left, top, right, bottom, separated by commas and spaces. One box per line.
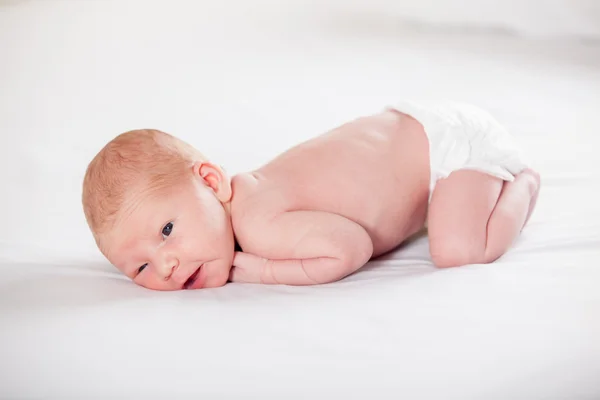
193, 258, 232, 289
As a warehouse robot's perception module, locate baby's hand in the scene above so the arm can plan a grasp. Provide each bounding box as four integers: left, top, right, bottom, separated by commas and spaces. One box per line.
229, 252, 265, 284
228, 211, 373, 286
229, 251, 325, 285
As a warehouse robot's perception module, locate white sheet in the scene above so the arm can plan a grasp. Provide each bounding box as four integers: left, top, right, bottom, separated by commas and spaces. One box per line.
315, 0, 600, 40
1, 1, 600, 399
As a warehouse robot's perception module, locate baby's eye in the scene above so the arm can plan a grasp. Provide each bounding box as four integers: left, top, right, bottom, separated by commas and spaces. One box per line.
138, 263, 147, 274
162, 222, 173, 239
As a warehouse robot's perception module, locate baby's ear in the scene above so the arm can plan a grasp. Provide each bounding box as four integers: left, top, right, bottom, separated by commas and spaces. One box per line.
192, 161, 232, 203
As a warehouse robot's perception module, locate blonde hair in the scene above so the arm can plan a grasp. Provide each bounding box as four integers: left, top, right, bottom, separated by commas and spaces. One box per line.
82, 129, 205, 243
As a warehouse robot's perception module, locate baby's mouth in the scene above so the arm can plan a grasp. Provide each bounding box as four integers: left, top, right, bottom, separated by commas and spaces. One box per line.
183, 265, 202, 290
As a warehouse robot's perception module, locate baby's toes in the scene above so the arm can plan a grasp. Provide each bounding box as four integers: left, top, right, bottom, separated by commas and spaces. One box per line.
517, 168, 541, 195
522, 168, 540, 185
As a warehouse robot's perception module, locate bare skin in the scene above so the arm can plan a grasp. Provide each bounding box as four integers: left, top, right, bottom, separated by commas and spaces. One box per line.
228, 110, 540, 285
100, 109, 540, 290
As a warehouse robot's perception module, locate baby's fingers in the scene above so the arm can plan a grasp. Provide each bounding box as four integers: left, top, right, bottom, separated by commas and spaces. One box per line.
228, 266, 262, 283
229, 252, 262, 283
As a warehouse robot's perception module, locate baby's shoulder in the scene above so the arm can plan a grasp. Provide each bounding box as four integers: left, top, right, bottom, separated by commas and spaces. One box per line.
230, 173, 290, 248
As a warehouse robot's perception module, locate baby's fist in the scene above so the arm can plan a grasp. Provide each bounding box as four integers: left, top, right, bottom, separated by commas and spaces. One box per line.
229, 251, 265, 284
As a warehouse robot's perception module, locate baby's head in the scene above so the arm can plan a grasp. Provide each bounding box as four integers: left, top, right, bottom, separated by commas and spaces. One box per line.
82, 129, 235, 290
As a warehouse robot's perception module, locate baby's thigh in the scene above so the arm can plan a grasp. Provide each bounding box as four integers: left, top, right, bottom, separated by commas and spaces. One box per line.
428, 170, 503, 249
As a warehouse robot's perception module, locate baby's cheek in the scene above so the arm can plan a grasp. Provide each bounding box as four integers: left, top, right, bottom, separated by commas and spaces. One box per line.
136, 273, 175, 291
203, 259, 231, 288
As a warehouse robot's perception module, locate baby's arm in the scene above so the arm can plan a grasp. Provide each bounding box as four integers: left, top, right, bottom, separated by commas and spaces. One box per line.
230, 211, 373, 285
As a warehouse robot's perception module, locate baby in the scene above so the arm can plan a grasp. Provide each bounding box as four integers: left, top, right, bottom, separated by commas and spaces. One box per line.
82, 101, 540, 290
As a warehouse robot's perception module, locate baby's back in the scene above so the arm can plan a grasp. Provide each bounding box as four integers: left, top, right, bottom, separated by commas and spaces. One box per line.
234, 109, 431, 256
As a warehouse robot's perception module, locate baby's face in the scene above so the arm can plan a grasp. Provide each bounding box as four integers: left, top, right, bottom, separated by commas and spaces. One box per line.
101, 178, 235, 290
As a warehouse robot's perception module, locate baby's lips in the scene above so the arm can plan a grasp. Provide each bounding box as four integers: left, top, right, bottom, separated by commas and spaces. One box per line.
183, 265, 203, 290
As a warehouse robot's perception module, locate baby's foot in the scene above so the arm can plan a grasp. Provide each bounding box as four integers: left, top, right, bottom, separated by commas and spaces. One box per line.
516, 168, 541, 226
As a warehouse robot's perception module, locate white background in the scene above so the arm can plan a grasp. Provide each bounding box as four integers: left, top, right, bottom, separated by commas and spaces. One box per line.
1, 1, 600, 399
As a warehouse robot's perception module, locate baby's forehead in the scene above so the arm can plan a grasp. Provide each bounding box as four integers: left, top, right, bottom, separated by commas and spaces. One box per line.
101, 173, 192, 230
101, 217, 154, 267
102, 190, 163, 239
118, 178, 177, 211
119, 192, 168, 225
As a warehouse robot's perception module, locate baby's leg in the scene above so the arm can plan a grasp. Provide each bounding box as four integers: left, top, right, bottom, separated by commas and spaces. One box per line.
427, 169, 540, 268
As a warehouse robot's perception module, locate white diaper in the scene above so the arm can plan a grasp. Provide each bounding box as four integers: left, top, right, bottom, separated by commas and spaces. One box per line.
390, 100, 529, 201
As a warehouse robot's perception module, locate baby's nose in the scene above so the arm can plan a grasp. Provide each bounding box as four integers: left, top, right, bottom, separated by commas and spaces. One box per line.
157, 259, 179, 280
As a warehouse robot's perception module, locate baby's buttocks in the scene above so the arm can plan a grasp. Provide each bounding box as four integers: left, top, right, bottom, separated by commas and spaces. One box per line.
389, 101, 529, 199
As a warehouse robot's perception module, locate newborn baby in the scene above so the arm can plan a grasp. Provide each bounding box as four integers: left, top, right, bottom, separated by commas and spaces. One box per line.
82, 101, 540, 290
